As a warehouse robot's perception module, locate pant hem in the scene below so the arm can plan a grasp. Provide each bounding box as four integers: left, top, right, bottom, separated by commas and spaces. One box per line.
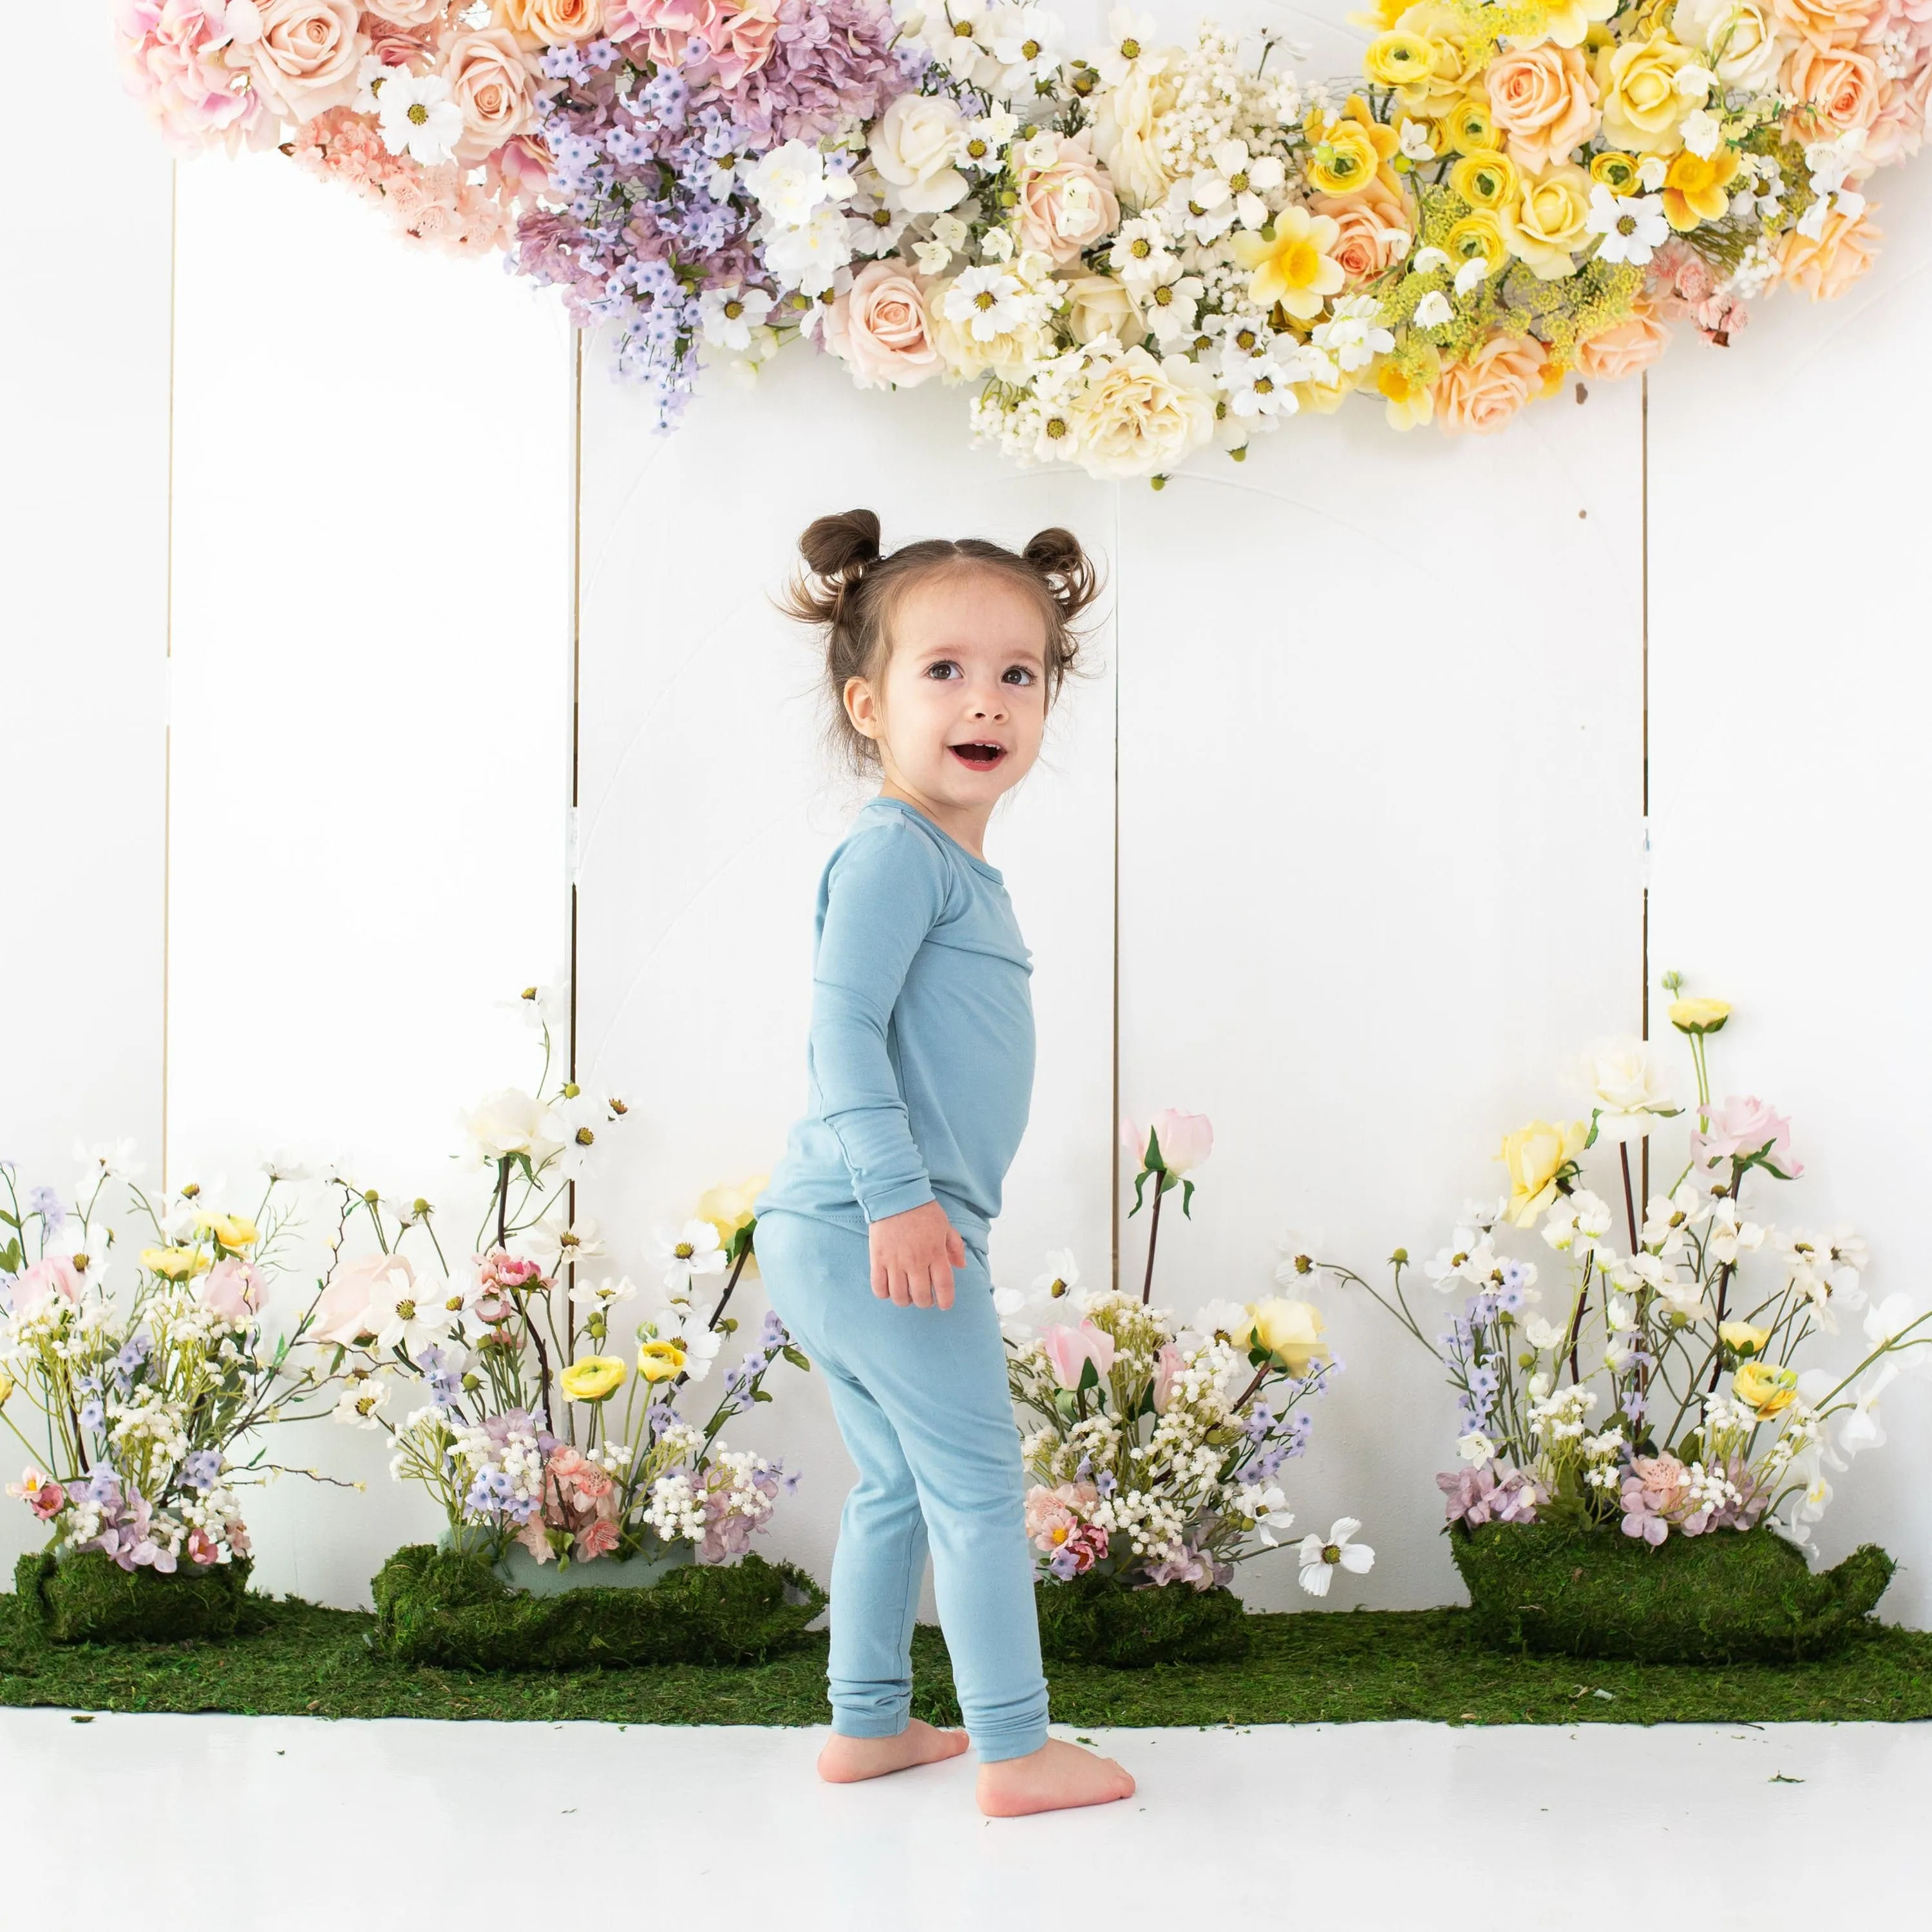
970, 1723, 1051, 1765
829, 1712, 913, 1740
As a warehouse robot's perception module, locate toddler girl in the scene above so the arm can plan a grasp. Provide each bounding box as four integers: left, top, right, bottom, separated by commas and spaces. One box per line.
753, 509, 1135, 1818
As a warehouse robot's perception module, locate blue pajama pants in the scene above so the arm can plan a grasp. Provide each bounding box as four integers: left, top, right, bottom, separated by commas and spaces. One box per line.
753, 1206, 1050, 1763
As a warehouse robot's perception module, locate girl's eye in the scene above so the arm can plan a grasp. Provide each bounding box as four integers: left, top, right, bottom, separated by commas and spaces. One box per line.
1002, 665, 1037, 685
925, 660, 961, 680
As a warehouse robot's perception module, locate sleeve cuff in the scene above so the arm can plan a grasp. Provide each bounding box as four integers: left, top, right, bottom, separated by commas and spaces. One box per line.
862, 1179, 937, 1223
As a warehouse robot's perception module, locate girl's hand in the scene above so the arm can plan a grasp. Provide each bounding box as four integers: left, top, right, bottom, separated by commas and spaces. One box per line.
869, 1201, 965, 1311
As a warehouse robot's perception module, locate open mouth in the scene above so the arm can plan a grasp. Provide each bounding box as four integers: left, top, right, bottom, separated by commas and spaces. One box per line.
949, 741, 1007, 770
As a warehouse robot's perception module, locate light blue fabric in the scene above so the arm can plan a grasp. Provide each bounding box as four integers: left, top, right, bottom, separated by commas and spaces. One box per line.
754, 1207, 1049, 1763
753, 795, 1047, 1763
756, 795, 1036, 1249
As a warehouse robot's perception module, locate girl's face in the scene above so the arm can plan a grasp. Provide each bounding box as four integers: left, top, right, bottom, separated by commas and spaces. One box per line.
844, 566, 1050, 819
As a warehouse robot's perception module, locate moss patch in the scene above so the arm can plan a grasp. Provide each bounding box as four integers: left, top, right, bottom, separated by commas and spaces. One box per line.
4, 1586, 1930, 1727
371, 1544, 828, 1671
15, 1550, 256, 1647
1452, 1524, 1895, 1663
1036, 1575, 1253, 1667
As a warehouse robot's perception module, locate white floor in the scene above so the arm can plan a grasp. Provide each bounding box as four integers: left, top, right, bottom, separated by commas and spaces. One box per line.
4, 1711, 1925, 1927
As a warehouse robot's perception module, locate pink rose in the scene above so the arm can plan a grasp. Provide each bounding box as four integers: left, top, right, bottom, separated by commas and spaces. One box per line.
1041, 1320, 1117, 1391
440, 24, 536, 164
26, 1480, 68, 1522
310, 1249, 410, 1346
489, 133, 555, 202
1692, 1096, 1804, 1176
1016, 133, 1121, 265
1777, 202, 1882, 301
495, 0, 607, 45
694, 1, 779, 88
8, 1255, 83, 1319
1434, 334, 1546, 435
1485, 42, 1602, 173
1575, 304, 1671, 382
824, 259, 941, 390
229, 0, 367, 122
364, 21, 439, 66
202, 1257, 268, 1324
1866, 50, 1932, 166
1120, 1109, 1213, 1175
117, 0, 270, 149
361, 0, 446, 24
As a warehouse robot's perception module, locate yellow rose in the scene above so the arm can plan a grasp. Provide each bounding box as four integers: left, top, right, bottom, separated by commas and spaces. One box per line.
696, 1176, 768, 1253
560, 1354, 627, 1402
1733, 1360, 1798, 1417
1230, 205, 1346, 318
195, 1213, 258, 1250
1498, 1119, 1588, 1227
1245, 1298, 1330, 1374
141, 1245, 209, 1281
636, 1339, 688, 1384
1388, 3, 1481, 117
1450, 149, 1519, 210
1445, 209, 1508, 270
1594, 37, 1695, 155
1497, 164, 1595, 278
1669, 996, 1731, 1036
1719, 1320, 1769, 1357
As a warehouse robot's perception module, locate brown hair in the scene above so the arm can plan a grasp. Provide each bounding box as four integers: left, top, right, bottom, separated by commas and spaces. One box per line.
778, 509, 1101, 774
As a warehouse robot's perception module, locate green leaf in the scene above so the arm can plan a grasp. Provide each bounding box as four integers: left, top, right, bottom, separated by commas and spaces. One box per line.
781, 1345, 812, 1373
1077, 1357, 1099, 1395
752, 1387, 773, 1404
0, 1238, 20, 1274
1180, 1177, 1195, 1218
1128, 1168, 1150, 1217
1583, 1109, 1602, 1151
730, 1222, 755, 1264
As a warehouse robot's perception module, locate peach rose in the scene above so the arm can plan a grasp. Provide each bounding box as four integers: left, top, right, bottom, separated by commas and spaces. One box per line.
1575, 303, 1670, 381
1772, 0, 1878, 49
1778, 202, 1882, 301
441, 25, 535, 164
1784, 42, 1882, 140
1486, 43, 1601, 173
229, 0, 366, 120
495, 0, 605, 44
1866, 53, 1932, 167
1311, 191, 1412, 283
1435, 334, 1547, 433
824, 259, 941, 389
363, 0, 446, 26
1016, 133, 1121, 265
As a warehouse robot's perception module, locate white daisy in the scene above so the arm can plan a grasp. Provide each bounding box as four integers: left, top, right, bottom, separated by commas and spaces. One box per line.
1297, 1518, 1375, 1596
654, 1219, 728, 1296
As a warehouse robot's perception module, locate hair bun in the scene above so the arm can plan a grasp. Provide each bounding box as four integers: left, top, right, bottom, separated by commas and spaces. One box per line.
799, 509, 882, 585
1023, 526, 1099, 620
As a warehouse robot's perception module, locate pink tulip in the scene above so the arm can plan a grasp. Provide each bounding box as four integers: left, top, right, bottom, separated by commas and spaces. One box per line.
1120, 1110, 1214, 1175
310, 1251, 412, 1346
1041, 1320, 1116, 1391
1151, 1342, 1185, 1413
1692, 1096, 1803, 1179
201, 1257, 267, 1324
9, 1256, 83, 1318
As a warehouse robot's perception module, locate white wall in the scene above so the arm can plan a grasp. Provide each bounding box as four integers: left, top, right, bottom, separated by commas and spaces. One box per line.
5, 1, 1928, 1622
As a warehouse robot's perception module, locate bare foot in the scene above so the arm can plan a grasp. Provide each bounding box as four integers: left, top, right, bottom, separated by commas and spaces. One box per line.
817, 1719, 971, 1784
976, 1738, 1135, 1817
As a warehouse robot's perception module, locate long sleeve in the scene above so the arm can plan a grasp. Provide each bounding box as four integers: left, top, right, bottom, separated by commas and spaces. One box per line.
808, 817, 949, 1222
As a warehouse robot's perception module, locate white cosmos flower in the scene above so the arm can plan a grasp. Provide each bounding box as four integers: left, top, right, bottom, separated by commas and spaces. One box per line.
665, 1311, 723, 1383
699, 285, 776, 352
369, 1263, 452, 1357
1705, 1198, 1764, 1265
1032, 1248, 1080, 1298
1165, 170, 1236, 243
551, 1092, 612, 1182
1095, 6, 1164, 86
567, 1273, 638, 1316
1274, 1228, 1328, 1292
1106, 216, 1176, 288
1297, 1518, 1375, 1597
942, 265, 1028, 341
74, 1137, 144, 1189
1835, 1361, 1897, 1458
1312, 295, 1395, 371
1862, 1293, 1920, 1348
332, 1372, 388, 1429
376, 69, 464, 166
992, 1285, 1034, 1341
654, 1219, 728, 1296
985, 4, 1068, 95
1182, 1298, 1255, 1353
518, 1208, 605, 1276
1425, 1229, 1497, 1292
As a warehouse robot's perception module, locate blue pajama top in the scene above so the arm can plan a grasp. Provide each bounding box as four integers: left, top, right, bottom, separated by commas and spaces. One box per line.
756, 796, 1036, 1248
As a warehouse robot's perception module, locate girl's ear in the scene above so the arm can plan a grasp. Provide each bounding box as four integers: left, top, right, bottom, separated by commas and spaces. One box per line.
843, 674, 881, 741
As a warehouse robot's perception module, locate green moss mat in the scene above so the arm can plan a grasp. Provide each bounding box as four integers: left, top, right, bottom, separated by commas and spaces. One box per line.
3, 1589, 1930, 1727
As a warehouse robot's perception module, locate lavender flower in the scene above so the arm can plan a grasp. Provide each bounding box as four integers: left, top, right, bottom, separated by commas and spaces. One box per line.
181, 1449, 223, 1491
26, 1185, 63, 1229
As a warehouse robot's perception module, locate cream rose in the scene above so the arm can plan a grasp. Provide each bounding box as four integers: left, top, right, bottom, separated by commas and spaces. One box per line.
1594, 35, 1696, 154
1671, 0, 1787, 93
1485, 43, 1600, 172
1435, 334, 1547, 435
442, 25, 536, 164
1016, 133, 1121, 265
1311, 190, 1412, 283
1784, 42, 1882, 139
1497, 164, 1593, 279
1060, 273, 1146, 346
1068, 346, 1215, 479
495, 0, 605, 43
869, 94, 969, 214
1778, 202, 1882, 300
1092, 64, 1180, 209
365, 0, 447, 24
229, 0, 365, 121
1575, 303, 1670, 381
925, 278, 1045, 381
824, 259, 941, 390
1772, 0, 1879, 50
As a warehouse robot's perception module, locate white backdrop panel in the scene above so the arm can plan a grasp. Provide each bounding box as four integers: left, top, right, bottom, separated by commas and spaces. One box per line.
164, 155, 575, 1607
1648, 158, 1932, 1626
576, 364, 1119, 1611
0, 12, 173, 1586
1115, 386, 1648, 1609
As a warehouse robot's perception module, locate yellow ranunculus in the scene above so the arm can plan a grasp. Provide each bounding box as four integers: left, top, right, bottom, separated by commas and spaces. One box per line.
1663, 146, 1740, 231
696, 1175, 768, 1253
1364, 30, 1434, 90
1497, 164, 1595, 279
1245, 1297, 1329, 1374
1304, 97, 1399, 195
636, 1339, 688, 1383
1445, 209, 1507, 270
1499, 1120, 1589, 1227
1445, 97, 1495, 152
1231, 206, 1346, 319
1719, 1320, 1770, 1358
141, 1245, 209, 1281
1449, 148, 1518, 210
560, 1354, 628, 1402
1590, 150, 1642, 194
1595, 36, 1695, 155
0, 1367, 13, 1404
196, 1213, 258, 1250
1669, 996, 1731, 1036
1387, 3, 1479, 117
1733, 1359, 1798, 1417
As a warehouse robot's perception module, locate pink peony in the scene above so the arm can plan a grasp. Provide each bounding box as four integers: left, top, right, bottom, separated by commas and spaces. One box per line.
618, 0, 778, 84
489, 133, 556, 204
8, 1255, 84, 1320
117, 0, 270, 151
1120, 1109, 1213, 1176
309, 1249, 410, 1346
1692, 1096, 1803, 1177
824, 259, 940, 390
201, 1256, 268, 1324
1041, 1320, 1116, 1392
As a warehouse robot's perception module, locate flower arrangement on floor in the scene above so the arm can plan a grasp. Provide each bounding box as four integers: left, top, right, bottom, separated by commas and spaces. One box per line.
1353, 985, 1926, 1656
0, 1144, 349, 1637
1000, 1110, 1375, 1643
313, 990, 808, 1575
119, 3, 1928, 473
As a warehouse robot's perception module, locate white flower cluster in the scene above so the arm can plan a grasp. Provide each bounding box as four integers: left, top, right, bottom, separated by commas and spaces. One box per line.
641, 1445, 777, 1549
